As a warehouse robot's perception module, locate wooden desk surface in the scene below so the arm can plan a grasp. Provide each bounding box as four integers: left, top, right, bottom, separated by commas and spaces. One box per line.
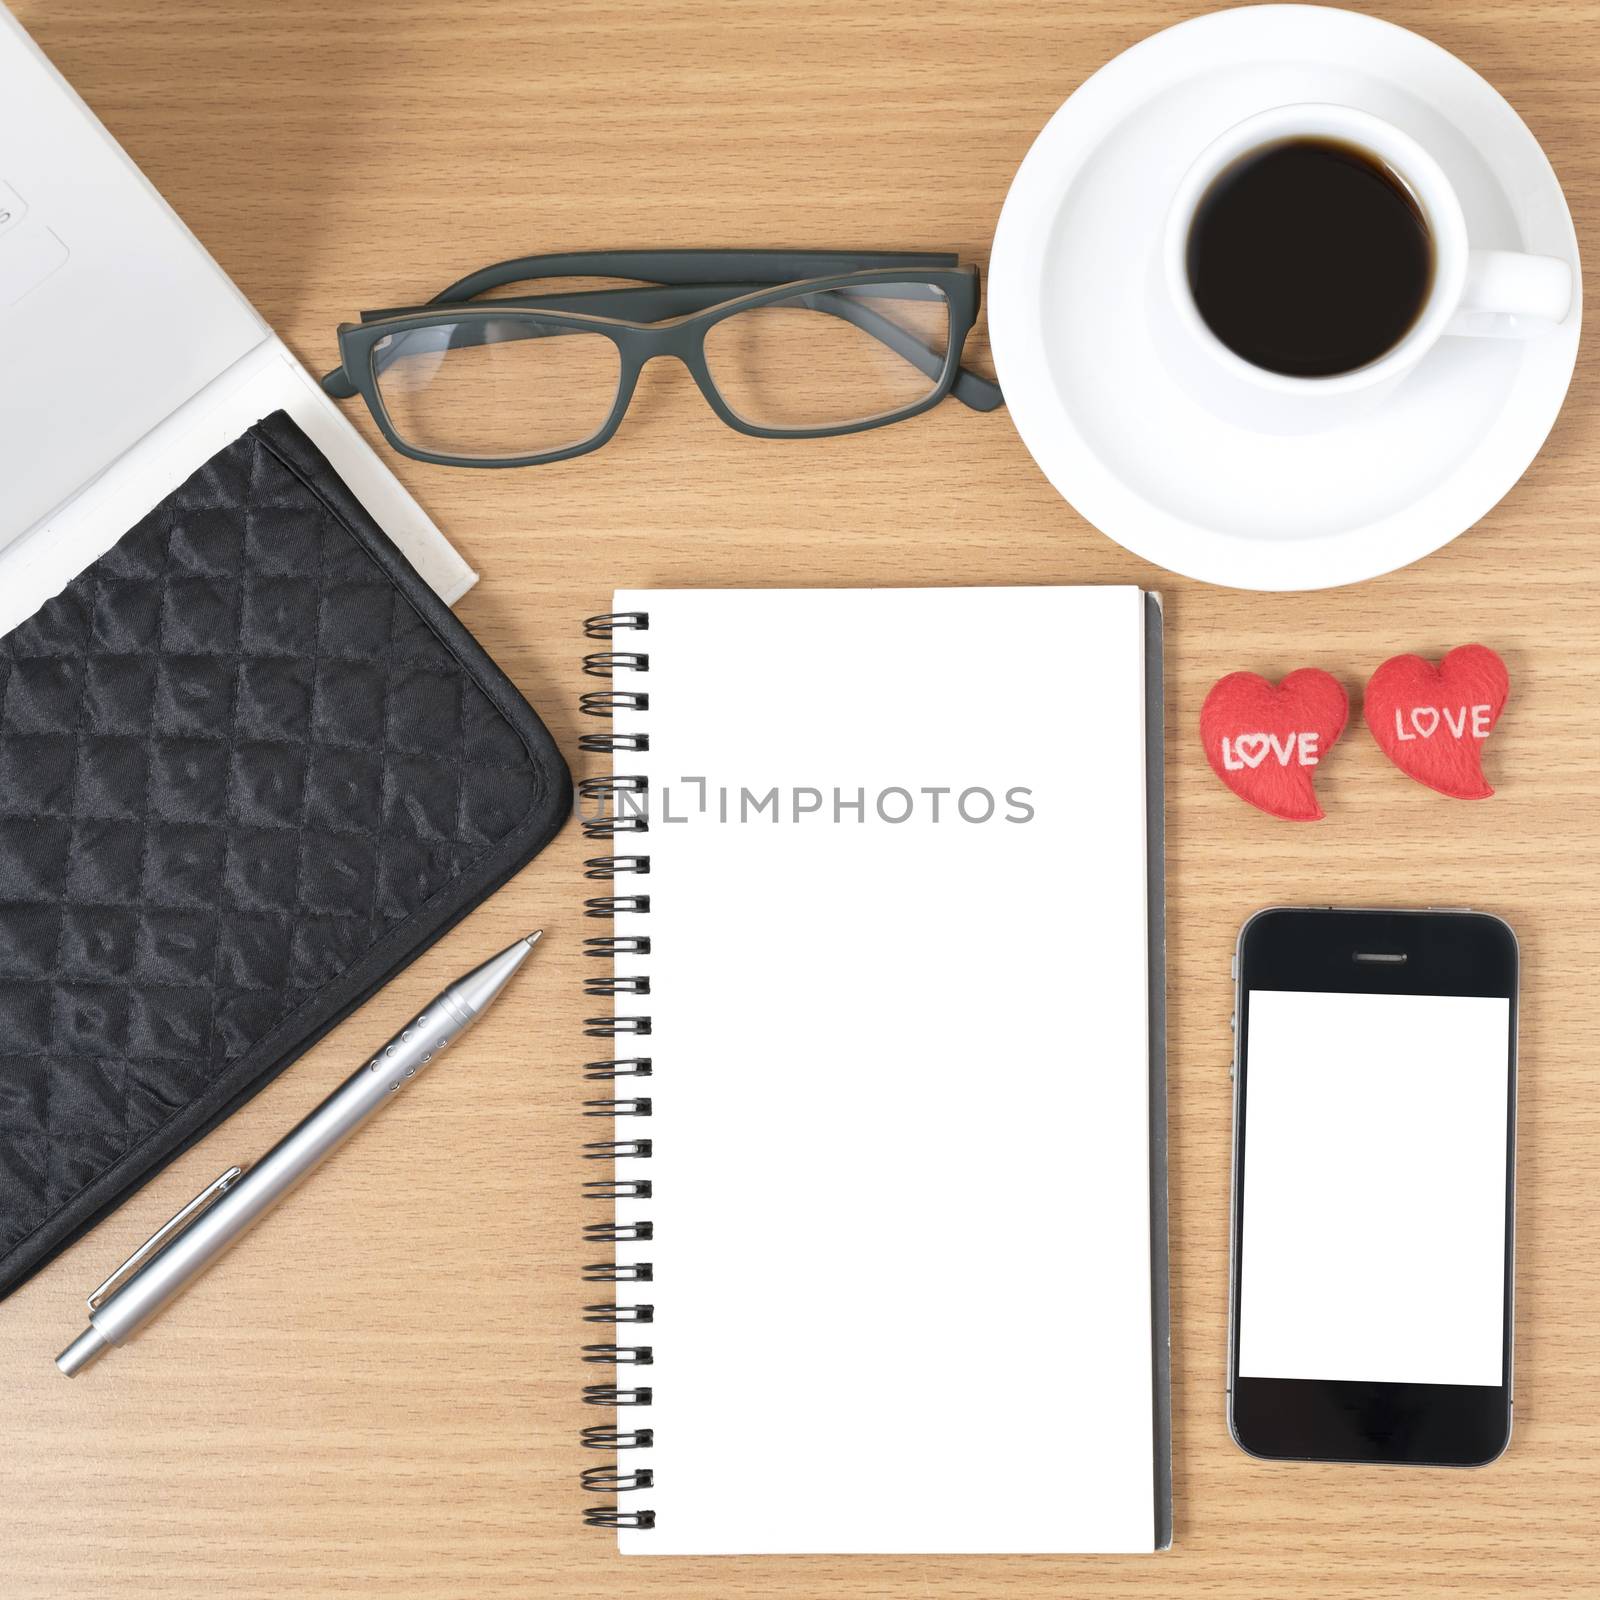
3, 1, 1597, 1595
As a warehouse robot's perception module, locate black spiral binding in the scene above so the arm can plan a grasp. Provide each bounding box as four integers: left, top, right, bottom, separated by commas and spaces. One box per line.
580, 610, 657, 1534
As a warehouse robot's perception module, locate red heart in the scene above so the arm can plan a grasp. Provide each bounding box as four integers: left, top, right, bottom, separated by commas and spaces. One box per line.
1364, 645, 1509, 799
1200, 669, 1348, 822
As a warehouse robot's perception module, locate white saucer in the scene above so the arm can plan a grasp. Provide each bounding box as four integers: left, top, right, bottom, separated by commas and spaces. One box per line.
988, 4, 1582, 590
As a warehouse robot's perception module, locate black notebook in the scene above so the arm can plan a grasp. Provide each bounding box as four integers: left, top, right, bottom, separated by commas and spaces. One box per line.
0, 413, 569, 1300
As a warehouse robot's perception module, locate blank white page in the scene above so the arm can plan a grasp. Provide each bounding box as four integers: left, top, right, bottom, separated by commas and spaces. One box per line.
605, 587, 1157, 1554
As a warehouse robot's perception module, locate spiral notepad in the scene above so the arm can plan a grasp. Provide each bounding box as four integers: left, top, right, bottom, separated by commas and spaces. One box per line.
576, 587, 1169, 1555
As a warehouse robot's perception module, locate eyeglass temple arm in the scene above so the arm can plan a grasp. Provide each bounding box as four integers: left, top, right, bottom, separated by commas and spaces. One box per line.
323, 279, 1003, 411
429, 248, 964, 301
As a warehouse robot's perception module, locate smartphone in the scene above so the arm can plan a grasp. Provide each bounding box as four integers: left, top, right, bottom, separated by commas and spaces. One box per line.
1228, 907, 1518, 1466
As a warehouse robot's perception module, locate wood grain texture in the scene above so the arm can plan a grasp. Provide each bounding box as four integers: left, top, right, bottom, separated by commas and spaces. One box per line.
2, 1, 1597, 1595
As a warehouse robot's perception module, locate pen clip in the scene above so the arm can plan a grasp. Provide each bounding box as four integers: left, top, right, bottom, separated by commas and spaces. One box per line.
87, 1165, 245, 1311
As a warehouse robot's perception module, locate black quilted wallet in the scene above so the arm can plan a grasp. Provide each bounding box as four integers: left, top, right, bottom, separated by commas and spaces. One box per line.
0, 412, 571, 1300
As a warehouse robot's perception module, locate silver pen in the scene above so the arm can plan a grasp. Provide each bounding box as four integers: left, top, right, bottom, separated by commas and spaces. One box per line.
55, 932, 542, 1377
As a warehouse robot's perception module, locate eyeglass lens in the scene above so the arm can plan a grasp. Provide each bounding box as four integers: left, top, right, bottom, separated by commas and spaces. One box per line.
703, 281, 952, 430
372, 317, 622, 461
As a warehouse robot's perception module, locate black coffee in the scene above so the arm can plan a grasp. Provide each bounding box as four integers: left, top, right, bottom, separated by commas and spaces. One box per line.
1185, 137, 1433, 378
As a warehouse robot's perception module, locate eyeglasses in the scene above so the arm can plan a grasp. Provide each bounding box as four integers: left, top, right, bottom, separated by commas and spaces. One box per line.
321, 249, 1002, 467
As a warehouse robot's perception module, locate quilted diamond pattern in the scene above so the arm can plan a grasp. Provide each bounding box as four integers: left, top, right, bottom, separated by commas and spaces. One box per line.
0, 421, 547, 1260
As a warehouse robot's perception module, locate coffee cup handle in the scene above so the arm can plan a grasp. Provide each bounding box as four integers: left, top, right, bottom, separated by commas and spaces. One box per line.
1448, 250, 1574, 338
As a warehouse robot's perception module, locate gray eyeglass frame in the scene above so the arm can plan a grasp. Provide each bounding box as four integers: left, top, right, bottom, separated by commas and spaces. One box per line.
321, 249, 1002, 467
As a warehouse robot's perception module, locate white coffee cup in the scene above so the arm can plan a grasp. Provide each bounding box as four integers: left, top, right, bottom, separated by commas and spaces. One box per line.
1154, 103, 1574, 433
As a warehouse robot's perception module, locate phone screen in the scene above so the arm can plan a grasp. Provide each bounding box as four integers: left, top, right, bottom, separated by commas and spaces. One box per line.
1238, 989, 1512, 1388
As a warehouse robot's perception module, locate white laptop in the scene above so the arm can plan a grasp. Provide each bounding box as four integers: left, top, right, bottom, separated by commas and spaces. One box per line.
0, 6, 474, 636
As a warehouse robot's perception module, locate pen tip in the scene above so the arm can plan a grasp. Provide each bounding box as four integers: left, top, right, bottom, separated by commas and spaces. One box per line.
525, 930, 543, 945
